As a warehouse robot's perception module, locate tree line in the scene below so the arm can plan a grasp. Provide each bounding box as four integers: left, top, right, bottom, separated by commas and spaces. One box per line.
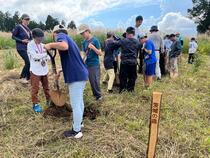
0, 11, 77, 32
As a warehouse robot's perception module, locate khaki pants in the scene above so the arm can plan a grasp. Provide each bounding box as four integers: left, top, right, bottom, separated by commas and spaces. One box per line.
103, 69, 115, 91
169, 57, 178, 78
30, 72, 50, 104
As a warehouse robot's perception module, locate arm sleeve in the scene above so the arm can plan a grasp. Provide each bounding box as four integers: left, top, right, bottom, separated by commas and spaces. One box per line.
94, 38, 101, 49
145, 42, 152, 51
12, 26, 22, 43
56, 34, 68, 44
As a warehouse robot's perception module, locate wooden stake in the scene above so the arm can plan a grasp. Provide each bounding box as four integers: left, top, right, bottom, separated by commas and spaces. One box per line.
147, 92, 162, 158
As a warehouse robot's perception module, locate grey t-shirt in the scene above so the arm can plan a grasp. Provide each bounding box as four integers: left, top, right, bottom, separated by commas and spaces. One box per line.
149, 32, 164, 52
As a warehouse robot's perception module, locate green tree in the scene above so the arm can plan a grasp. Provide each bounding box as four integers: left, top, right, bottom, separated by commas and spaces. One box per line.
188, 0, 210, 33
45, 15, 59, 30
67, 20, 77, 29
61, 20, 66, 26
0, 11, 5, 31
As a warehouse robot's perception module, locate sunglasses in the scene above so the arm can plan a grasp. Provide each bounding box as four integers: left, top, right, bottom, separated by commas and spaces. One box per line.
24, 18, 30, 21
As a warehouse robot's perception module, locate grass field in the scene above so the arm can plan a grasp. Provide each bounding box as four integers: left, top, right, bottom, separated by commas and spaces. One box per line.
0, 48, 209, 158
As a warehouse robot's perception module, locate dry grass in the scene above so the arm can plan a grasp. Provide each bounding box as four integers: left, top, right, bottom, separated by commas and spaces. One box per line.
0, 49, 210, 158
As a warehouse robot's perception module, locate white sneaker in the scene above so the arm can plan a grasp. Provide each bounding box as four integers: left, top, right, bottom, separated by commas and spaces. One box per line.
63, 129, 83, 139
20, 78, 29, 84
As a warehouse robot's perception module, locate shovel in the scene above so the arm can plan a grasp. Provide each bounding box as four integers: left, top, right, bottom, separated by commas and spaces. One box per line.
47, 49, 67, 107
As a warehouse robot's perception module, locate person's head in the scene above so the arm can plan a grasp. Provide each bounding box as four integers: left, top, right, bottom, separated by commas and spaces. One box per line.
78, 24, 91, 40
32, 28, 44, 44
135, 15, 143, 27
170, 34, 176, 41
176, 32, 180, 38
126, 27, 135, 38
52, 24, 68, 41
140, 35, 147, 44
106, 31, 114, 39
191, 37, 196, 41
150, 26, 159, 33
21, 14, 30, 26
165, 34, 170, 39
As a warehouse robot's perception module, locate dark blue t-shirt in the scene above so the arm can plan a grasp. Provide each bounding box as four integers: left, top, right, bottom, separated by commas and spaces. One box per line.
56, 33, 88, 83
12, 24, 32, 51
144, 40, 157, 65
82, 37, 101, 67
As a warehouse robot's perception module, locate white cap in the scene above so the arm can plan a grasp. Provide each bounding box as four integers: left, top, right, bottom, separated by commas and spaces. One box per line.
53, 24, 67, 33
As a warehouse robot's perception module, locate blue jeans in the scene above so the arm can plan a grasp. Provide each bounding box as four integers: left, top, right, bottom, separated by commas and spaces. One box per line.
68, 81, 86, 132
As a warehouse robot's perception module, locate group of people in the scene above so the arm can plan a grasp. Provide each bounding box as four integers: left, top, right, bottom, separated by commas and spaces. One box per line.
12, 14, 198, 139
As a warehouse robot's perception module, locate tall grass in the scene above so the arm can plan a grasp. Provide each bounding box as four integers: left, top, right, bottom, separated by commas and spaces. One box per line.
1, 32, 210, 55
3, 50, 19, 70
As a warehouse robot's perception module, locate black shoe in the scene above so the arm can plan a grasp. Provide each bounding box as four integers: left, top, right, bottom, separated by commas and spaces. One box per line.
96, 96, 103, 101
63, 129, 83, 139
108, 90, 113, 93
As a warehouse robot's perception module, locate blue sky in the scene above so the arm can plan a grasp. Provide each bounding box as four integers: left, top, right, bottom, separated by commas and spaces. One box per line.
1, 0, 197, 35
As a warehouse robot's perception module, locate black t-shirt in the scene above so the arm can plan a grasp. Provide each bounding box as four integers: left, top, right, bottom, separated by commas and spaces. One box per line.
104, 39, 116, 69
119, 38, 141, 65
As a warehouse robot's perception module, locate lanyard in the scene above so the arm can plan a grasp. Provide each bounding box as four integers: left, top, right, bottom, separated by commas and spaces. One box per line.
36, 43, 43, 54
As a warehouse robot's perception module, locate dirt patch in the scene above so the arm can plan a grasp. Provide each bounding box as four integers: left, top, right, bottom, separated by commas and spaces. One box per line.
43, 104, 100, 120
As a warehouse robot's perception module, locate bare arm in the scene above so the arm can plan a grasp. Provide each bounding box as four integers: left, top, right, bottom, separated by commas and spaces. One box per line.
44, 41, 69, 51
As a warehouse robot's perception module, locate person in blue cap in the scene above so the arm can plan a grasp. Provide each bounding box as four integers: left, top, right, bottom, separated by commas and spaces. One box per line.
12, 14, 32, 84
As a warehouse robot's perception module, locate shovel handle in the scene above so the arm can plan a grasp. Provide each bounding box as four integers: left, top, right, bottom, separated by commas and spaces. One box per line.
47, 49, 60, 91
47, 49, 57, 74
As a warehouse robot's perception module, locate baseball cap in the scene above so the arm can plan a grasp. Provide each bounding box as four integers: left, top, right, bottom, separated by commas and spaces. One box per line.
78, 24, 90, 34
52, 24, 67, 33
126, 26, 135, 35
21, 14, 30, 20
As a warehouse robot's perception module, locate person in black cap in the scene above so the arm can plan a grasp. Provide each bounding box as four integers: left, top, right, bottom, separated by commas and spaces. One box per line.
107, 27, 141, 93
27, 28, 50, 113
102, 32, 117, 93
12, 14, 32, 84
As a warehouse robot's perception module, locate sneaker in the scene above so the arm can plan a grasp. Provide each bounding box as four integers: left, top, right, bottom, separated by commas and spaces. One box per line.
33, 104, 42, 113
157, 77, 161, 81
46, 100, 51, 107
96, 96, 103, 101
20, 78, 29, 84
81, 122, 84, 128
63, 129, 83, 139
102, 81, 107, 85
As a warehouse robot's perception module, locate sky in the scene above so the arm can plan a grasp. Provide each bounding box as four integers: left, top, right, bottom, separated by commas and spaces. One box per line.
0, 0, 197, 36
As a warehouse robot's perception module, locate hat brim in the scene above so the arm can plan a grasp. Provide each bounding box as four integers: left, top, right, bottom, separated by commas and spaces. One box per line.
78, 29, 87, 34
150, 29, 159, 32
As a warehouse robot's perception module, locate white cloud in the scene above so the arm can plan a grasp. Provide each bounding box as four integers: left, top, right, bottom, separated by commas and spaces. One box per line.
0, 0, 154, 24
158, 12, 197, 36
88, 19, 105, 28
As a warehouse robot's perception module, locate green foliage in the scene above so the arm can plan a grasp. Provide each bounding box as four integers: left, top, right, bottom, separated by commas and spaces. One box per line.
3, 50, 19, 70
0, 36, 15, 49
188, 0, 210, 33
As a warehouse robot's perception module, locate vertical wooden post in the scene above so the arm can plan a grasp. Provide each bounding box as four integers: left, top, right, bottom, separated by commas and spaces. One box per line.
147, 92, 162, 158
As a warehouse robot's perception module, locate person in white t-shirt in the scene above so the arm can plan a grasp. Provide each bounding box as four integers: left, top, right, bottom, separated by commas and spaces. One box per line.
134, 15, 144, 74
188, 37, 198, 64
27, 28, 50, 113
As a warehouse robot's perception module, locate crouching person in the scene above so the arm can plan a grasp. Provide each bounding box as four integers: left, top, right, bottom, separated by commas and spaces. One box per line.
44, 25, 88, 139
169, 34, 182, 79
140, 35, 157, 88
27, 28, 51, 113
